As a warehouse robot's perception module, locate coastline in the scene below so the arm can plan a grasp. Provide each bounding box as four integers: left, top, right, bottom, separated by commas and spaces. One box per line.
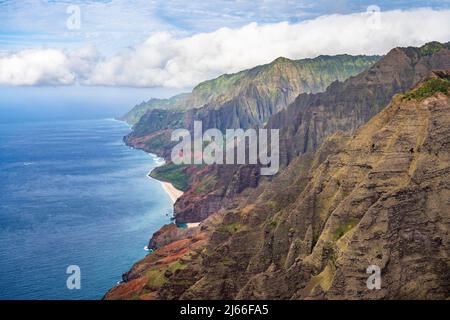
115, 118, 184, 203
159, 180, 184, 203
146, 156, 184, 203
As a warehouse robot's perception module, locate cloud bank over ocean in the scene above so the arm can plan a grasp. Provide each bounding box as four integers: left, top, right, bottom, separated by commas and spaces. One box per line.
1, 8, 450, 88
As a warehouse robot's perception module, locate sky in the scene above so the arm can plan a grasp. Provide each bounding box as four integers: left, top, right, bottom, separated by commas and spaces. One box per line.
1, 0, 450, 118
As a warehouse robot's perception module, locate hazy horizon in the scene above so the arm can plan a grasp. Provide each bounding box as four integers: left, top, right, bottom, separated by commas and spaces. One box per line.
0, 85, 184, 123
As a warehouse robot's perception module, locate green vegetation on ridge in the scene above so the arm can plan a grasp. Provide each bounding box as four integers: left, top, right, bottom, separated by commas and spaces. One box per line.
122, 54, 380, 125
121, 93, 190, 125
150, 163, 191, 191
403, 76, 450, 101
418, 41, 450, 56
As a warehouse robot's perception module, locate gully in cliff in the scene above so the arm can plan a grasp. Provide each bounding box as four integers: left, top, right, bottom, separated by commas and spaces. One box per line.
171, 121, 280, 175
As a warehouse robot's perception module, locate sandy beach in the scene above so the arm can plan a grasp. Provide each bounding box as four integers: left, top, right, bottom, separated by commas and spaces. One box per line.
145, 153, 184, 203
160, 181, 184, 203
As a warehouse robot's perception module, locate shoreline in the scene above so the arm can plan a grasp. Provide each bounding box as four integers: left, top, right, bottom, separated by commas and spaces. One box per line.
159, 180, 184, 203
146, 155, 184, 203
115, 118, 184, 203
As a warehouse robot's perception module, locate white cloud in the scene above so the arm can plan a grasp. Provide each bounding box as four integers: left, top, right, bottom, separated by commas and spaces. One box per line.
0, 47, 98, 86
0, 49, 75, 86
1, 8, 450, 87
67, 46, 100, 81
86, 8, 450, 88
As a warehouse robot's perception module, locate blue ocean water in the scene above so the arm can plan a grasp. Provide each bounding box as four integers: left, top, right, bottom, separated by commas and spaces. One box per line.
0, 118, 173, 300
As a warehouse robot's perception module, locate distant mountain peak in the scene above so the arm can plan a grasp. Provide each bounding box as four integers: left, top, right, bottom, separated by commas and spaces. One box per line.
122, 54, 380, 126
107, 69, 450, 300
270, 56, 293, 64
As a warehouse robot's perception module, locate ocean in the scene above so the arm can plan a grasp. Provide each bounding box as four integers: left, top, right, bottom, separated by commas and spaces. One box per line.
0, 118, 173, 299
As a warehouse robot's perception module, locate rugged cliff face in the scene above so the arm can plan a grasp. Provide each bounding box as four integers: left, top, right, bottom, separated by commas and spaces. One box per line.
124, 54, 380, 156
269, 42, 450, 165
121, 93, 191, 126
170, 42, 450, 224
122, 54, 382, 224
105, 70, 450, 300
122, 55, 379, 126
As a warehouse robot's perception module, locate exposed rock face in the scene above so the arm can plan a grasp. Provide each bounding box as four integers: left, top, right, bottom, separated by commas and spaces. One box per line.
122, 55, 380, 225
122, 43, 450, 228
105, 70, 450, 300
171, 43, 450, 225
124, 55, 379, 156
231, 74, 450, 300
269, 43, 450, 165
148, 224, 201, 250
125, 109, 185, 159
104, 232, 208, 300
122, 55, 379, 126
173, 164, 260, 223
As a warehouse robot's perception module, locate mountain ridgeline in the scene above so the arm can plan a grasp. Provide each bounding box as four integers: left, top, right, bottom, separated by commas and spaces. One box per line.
168, 42, 450, 224
270, 41, 450, 165
123, 54, 379, 125
107, 68, 450, 300
107, 42, 450, 300
123, 54, 380, 157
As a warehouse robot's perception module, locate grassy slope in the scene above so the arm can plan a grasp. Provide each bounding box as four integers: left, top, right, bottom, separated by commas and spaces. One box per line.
150, 163, 191, 191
